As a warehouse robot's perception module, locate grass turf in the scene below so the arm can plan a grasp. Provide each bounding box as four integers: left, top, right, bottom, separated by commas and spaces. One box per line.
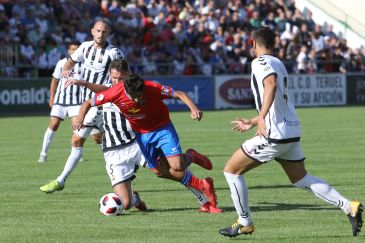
0, 106, 364, 242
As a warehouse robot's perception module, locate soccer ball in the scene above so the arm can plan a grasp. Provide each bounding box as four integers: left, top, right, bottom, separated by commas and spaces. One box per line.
99, 193, 123, 216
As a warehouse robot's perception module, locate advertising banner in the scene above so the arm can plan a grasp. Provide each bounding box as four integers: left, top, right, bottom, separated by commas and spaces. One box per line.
288, 74, 346, 106
215, 75, 254, 109
146, 76, 214, 111
346, 74, 365, 105
0, 78, 50, 114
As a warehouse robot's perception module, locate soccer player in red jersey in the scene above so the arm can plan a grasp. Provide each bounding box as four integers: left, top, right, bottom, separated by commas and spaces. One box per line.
73, 72, 220, 212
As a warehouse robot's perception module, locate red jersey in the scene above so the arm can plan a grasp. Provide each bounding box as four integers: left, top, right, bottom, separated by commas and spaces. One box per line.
94, 80, 174, 133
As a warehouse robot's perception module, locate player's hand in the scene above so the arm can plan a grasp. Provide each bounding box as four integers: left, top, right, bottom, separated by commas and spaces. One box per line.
64, 79, 82, 89
191, 110, 203, 121
62, 70, 72, 78
231, 118, 254, 132
256, 117, 268, 137
48, 99, 54, 108
72, 118, 84, 131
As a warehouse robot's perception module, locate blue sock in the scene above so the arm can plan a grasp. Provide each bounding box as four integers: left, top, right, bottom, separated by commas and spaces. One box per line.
180, 170, 192, 186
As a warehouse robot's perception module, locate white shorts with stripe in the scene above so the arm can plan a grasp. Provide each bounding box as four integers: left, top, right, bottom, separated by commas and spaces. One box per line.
104, 141, 146, 187
50, 104, 80, 119
241, 136, 305, 163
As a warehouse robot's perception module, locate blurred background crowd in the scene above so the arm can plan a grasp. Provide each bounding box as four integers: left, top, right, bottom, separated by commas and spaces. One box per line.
0, 0, 364, 78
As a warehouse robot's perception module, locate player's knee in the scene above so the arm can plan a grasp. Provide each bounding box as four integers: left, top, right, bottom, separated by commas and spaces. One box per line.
71, 135, 84, 147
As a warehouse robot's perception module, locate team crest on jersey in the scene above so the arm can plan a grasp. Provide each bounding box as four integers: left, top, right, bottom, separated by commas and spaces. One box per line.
97, 94, 104, 101
128, 107, 140, 113
161, 86, 170, 95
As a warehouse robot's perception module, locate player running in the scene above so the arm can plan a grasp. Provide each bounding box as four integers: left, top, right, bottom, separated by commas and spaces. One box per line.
219, 27, 363, 238
72, 71, 220, 212
40, 19, 125, 193
38, 41, 83, 163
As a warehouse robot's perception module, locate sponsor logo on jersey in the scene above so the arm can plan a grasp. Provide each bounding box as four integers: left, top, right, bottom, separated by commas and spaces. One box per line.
161, 86, 170, 96
128, 107, 140, 113
97, 94, 104, 101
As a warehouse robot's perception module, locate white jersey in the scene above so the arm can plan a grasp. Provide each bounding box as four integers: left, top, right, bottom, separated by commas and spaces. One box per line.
70, 41, 125, 101
53, 58, 83, 106
251, 54, 301, 142
102, 103, 136, 152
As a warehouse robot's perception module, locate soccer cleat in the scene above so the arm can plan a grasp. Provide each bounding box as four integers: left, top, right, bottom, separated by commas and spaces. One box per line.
202, 177, 217, 207
40, 180, 64, 193
133, 191, 147, 211
347, 200, 363, 236
199, 202, 222, 214
219, 220, 255, 237
38, 154, 47, 163
186, 148, 213, 170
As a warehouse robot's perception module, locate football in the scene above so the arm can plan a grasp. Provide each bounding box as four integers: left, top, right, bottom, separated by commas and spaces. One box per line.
99, 193, 123, 216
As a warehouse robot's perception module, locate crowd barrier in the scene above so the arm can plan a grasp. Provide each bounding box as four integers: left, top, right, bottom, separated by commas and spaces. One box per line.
1, 73, 364, 115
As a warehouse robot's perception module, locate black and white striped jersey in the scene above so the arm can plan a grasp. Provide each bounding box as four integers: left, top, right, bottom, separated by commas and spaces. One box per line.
102, 103, 136, 152
53, 58, 83, 106
70, 40, 125, 102
251, 54, 301, 141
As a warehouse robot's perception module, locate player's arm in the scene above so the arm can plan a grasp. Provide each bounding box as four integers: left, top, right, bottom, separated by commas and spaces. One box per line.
64, 79, 109, 92
257, 74, 277, 137
173, 90, 203, 121
49, 77, 58, 108
62, 57, 77, 78
72, 99, 95, 130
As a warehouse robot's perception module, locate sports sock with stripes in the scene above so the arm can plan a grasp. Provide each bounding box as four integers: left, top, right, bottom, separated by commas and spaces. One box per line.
224, 171, 253, 226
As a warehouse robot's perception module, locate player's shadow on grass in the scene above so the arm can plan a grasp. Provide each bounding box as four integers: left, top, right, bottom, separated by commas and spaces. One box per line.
221, 202, 339, 213
143, 207, 204, 213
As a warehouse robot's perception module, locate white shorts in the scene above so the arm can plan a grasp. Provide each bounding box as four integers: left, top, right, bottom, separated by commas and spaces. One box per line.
242, 136, 305, 163
50, 105, 80, 120
74, 107, 104, 138
104, 141, 146, 187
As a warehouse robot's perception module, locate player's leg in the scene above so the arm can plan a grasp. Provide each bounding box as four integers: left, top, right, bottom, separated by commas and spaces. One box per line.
106, 145, 147, 211
185, 148, 213, 170
56, 131, 88, 184
279, 158, 363, 236
40, 128, 89, 193
152, 157, 221, 213
219, 147, 260, 237
38, 105, 65, 162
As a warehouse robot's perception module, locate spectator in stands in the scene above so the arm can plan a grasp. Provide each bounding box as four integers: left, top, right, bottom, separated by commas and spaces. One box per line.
296, 45, 308, 73
1, 0, 365, 78
296, 23, 312, 49
312, 24, 325, 55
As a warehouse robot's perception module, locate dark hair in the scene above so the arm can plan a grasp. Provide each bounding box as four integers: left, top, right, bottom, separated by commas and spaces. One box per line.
252, 27, 275, 49
108, 59, 131, 74
68, 40, 81, 48
124, 73, 144, 94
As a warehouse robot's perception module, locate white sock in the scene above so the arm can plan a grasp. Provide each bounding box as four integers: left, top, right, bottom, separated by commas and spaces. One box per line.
224, 171, 253, 226
186, 186, 209, 206
131, 193, 139, 207
56, 147, 83, 185
40, 128, 55, 155
184, 168, 209, 205
293, 173, 351, 214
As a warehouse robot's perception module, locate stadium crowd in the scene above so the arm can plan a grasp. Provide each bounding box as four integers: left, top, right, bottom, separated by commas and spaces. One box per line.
0, 0, 364, 78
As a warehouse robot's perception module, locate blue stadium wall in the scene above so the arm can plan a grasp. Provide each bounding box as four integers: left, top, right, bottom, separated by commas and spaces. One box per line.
1, 73, 364, 115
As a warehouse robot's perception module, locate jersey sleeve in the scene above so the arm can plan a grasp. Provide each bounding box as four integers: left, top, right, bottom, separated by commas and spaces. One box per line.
253, 57, 277, 84
70, 41, 88, 63
52, 59, 63, 80
93, 82, 122, 106
149, 81, 174, 99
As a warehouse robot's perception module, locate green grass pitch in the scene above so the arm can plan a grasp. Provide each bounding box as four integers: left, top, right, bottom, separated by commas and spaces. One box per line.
0, 107, 364, 242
